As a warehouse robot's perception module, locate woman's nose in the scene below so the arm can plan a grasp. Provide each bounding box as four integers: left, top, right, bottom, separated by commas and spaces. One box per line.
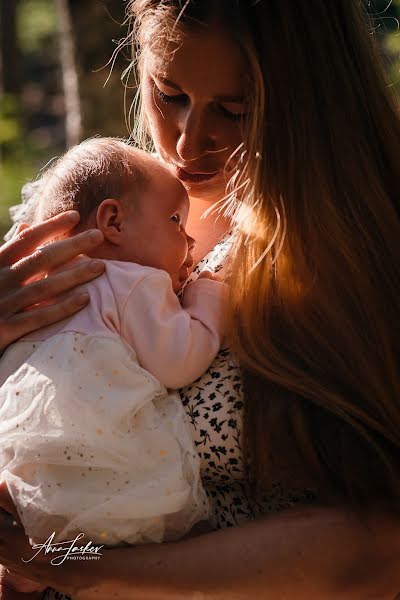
176, 107, 215, 163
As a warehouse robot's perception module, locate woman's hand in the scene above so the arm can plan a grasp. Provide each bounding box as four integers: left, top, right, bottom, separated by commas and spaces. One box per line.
0, 513, 110, 599
0, 482, 100, 597
0, 566, 45, 596
0, 211, 105, 353
0, 512, 62, 592
0, 480, 52, 589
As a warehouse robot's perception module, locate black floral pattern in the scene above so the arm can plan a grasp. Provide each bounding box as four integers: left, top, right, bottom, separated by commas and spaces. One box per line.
42, 590, 72, 600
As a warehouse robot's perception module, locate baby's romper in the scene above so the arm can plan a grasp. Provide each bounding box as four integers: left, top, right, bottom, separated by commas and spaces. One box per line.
0, 261, 227, 546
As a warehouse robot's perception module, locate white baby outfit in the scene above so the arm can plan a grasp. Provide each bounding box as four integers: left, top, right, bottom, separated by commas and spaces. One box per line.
0, 260, 227, 545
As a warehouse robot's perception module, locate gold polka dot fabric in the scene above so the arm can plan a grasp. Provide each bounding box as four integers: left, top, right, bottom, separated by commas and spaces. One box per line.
0, 333, 209, 545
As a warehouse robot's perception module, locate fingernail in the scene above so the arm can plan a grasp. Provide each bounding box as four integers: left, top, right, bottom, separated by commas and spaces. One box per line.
88, 230, 103, 243
89, 259, 104, 273
65, 211, 80, 223
74, 293, 89, 306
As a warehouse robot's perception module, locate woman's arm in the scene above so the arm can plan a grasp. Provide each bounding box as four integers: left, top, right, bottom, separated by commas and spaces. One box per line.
0, 499, 399, 600
0, 211, 104, 352
61, 507, 400, 599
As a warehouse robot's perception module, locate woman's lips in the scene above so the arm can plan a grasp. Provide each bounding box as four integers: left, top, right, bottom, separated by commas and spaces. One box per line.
173, 165, 219, 184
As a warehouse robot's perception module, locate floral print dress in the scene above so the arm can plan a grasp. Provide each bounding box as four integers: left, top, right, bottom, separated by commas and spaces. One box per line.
178, 233, 316, 529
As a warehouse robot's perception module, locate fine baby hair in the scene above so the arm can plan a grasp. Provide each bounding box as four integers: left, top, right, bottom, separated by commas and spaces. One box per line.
31, 137, 148, 227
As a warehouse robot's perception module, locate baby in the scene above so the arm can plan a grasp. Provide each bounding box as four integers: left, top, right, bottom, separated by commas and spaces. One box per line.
0, 138, 226, 595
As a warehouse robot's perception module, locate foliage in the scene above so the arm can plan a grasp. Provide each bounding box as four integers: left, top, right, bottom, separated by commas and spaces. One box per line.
383, 0, 400, 95
0, 96, 22, 145
0, 0, 399, 241
0, 0, 64, 239
18, 0, 57, 53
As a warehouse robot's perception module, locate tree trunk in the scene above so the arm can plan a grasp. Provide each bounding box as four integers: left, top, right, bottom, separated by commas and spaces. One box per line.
55, 0, 82, 147
0, 0, 21, 96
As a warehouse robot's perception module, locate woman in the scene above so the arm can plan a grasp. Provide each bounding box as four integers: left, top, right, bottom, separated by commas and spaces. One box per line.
0, 0, 399, 597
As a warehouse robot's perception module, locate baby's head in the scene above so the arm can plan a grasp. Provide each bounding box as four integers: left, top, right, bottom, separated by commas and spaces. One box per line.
33, 137, 194, 292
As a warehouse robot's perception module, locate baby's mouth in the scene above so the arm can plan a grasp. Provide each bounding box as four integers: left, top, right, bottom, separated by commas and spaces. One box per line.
178, 266, 189, 284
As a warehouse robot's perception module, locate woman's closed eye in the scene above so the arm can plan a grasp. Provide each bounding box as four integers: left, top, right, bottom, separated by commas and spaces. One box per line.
155, 86, 187, 107
219, 102, 247, 121
154, 83, 246, 122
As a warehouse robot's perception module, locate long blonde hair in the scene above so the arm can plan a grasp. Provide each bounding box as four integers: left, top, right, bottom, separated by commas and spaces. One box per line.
129, 0, 400, 507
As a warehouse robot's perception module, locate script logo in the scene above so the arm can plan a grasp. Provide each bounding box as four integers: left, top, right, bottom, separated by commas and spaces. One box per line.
22, 532, 104, 566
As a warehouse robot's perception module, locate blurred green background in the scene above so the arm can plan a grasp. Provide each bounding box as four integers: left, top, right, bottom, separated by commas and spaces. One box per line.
0, 0, 399, 240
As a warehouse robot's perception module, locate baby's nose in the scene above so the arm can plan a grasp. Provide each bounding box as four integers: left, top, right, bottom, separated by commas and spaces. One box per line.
186, 234, 196, 252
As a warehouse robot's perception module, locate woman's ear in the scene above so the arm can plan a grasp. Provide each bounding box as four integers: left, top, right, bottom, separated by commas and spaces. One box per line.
95, 199, 124, 245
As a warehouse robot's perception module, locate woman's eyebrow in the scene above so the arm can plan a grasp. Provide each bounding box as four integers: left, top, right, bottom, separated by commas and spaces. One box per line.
157, 76, 182, 91
215, 94, 245, 103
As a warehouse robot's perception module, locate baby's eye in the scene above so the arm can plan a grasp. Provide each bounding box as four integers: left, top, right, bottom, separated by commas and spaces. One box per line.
171, 214, 181, 225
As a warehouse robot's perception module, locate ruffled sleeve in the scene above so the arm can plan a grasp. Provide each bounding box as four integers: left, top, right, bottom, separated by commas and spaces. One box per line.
3, 180, 42, 241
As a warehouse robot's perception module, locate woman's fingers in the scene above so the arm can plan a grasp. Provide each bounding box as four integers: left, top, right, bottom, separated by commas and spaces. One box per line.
0, 567, 45, 596
0, 516, 99, 595
4, 260, 105, 317
14, 223, 30, 236
0, 517, 43, 582
0, 481, 82, 592
0, 213, 105, 350
0, 211, 81, 267
0, 293, 91, 352
7, 229, 104, 286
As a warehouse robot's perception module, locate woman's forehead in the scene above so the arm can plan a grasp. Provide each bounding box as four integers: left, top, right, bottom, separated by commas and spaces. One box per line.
143, 28, 248, 99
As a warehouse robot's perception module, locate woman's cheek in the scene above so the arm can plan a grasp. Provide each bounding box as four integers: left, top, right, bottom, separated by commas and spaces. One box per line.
142, 96, 174, 152
141, 81, 162, 130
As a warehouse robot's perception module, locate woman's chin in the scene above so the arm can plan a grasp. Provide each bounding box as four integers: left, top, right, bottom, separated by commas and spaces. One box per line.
182, 176, 227, 203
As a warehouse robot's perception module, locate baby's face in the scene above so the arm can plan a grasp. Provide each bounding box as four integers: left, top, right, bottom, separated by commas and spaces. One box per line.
123, 156, 194, 292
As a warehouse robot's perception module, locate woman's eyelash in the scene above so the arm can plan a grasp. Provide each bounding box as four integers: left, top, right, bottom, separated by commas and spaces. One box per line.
171, 214, 181, 224
155, 88, 186, 106
219, 106, 247, 122
154, 85, 245, 122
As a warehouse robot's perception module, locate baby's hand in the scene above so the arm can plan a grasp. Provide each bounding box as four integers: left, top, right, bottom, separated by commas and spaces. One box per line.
198, 270, 224, 283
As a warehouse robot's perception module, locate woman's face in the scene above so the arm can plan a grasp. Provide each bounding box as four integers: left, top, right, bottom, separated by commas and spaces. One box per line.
141, 27, 248, 203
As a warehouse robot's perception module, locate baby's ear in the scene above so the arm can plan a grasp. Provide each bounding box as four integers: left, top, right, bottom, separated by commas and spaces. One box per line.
96, 199, 124, 245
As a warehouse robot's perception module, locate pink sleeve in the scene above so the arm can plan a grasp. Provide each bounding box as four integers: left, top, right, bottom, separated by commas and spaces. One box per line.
120, 270, 227, 389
